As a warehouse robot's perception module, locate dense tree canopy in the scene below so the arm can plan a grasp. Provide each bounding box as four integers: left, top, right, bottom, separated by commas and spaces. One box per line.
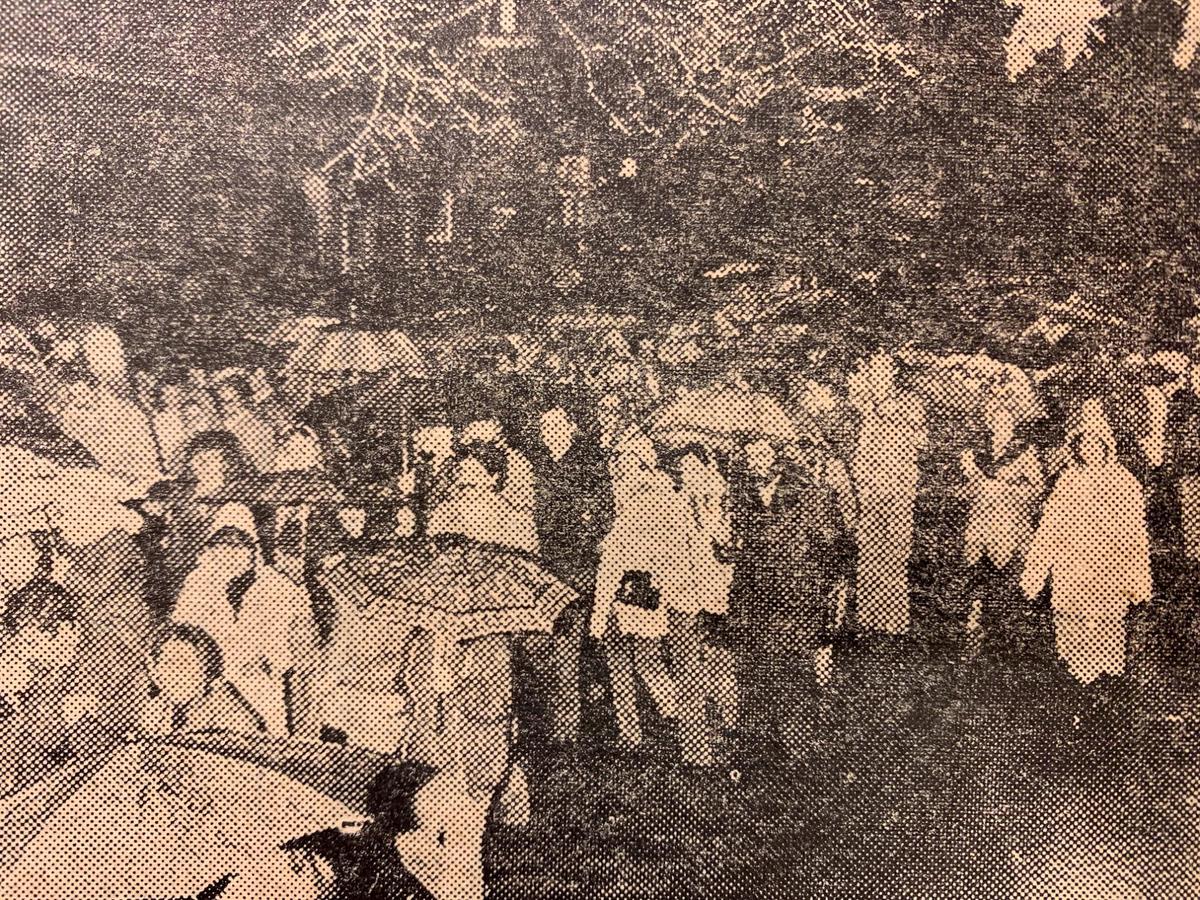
2, 0, 1198, 364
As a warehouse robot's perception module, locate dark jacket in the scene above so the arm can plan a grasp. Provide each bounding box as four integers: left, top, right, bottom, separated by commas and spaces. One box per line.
730, 465, 843, 626
531, 441, 613, 595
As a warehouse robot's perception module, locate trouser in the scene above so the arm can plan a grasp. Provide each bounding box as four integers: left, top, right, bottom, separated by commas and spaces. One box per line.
735, 613, 818, 757
605, 632, 677, 747
856, 491, 915, 634
522, 602, 586, 745
666, 608, 714, 767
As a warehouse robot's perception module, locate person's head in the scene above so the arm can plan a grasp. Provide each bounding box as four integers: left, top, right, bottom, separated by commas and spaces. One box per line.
151, 624, 223, 705
984, 399, 1016, 447
197, 527, 256, 581
539, 407, 577, 458
460, 441, 508, 491
460, 418, 503, 447
454, 451, 502, 493
337, 506, 367, 539
744, 439, 777, 480
3, 580, 81, 673
413, 425, 454, 463
182, 431, 248, 489
157, 381, 184, 411
866, 351, 896, 399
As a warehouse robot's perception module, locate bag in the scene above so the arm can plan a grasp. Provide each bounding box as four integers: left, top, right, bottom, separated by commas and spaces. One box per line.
616, 570, 660, 612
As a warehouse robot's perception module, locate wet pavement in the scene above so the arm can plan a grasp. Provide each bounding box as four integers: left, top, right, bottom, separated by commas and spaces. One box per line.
487, 637, 1200, 899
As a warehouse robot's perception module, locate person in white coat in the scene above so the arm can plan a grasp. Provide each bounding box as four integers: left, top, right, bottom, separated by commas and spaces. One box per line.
591, 431, 684, 751
1021, 400, 1152, 685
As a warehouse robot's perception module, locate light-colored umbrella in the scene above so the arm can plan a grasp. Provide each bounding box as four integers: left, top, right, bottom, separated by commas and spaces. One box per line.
647, 382, 800, 443
317, 539, 579, 645
0, 733, 404, 900
286, 326, 427, 378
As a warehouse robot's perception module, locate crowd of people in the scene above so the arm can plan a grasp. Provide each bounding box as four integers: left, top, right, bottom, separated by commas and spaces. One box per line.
2, 319, 1199, 899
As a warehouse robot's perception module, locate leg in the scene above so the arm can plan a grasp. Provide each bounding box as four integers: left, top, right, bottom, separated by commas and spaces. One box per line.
550, 604, 585, 744
605, 633, 643, 746
633, 635, 678, 720
669, 609, 712, 767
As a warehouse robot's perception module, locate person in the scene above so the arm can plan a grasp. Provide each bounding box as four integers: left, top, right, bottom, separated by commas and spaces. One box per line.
155, 431, 254, 603
55, 327, 162, 487
150, 380, 191, 474
427, 448, 538, 554
1021, 400, 1152, 686
408, 424, 457, 534
172, 524, 315, 737
0, 564, 96, 794
460, 417, 535, 522
591, 431, 682, 753
137, 624, 265, 735
730, 438, 842, 757
960, 398, 1046, 659
525, 405, 613, 748
268, 423, 324, 473
215, 374, 280, 473
849, 351, 927, 636
395, 629, 521, 900
670, 444, 739, 761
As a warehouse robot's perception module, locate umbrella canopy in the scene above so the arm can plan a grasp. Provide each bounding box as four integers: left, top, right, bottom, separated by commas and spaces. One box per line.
286, 325, 427, 378
647, 382, 799, 443
903, 351, 1044, 424
0, 733, 409, 899
317, 538, 579, 644
205, 470, 346, 506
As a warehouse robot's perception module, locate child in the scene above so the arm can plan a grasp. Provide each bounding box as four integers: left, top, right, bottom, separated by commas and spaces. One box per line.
138, 624, 264, 736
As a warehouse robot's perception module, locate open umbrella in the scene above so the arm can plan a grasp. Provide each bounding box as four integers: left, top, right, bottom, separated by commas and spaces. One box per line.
286, 325, 427, 378
266, 316, 342, 348
317, 537, 579, 645
205, 470, 346, 506
646, 381, 799, 443
0, 732, 429, 900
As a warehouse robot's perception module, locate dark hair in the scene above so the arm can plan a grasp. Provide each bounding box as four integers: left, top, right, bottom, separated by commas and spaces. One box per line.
1, 577, 79, 636
153, 623, 224, 682
205, 526, 256, 551
216, 375, 254, 405
181, 430, 251, 481
459, 442, 509, 493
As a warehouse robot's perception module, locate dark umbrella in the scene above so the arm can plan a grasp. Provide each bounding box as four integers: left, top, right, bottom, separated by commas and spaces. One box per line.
204, 470, 346, 507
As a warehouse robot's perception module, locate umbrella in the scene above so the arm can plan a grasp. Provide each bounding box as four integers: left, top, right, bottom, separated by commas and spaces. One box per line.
0, 732, 428, 900
905, 352, 1044, 424
266, 316, 342, 348
205, 470, 346, 506
0, 733, 434, 897
646, 382, 799, 443
317, 538, 579, 644
286, 325, 427, 378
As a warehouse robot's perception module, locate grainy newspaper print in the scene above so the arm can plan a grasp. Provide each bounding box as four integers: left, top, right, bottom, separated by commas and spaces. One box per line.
1, 1, 1199, 898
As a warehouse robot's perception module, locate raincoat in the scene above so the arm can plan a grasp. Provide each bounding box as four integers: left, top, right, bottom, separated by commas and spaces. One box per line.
1021, 410, 1152, 683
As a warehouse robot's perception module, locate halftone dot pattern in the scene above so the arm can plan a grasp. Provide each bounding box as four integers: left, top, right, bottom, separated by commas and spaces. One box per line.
2, 1, 1200, 899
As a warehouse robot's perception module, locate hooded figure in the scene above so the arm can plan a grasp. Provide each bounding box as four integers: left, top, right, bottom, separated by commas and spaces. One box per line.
1021, 400, 1152, 684
428, 452, 538, 554
171, 519, 316, 735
